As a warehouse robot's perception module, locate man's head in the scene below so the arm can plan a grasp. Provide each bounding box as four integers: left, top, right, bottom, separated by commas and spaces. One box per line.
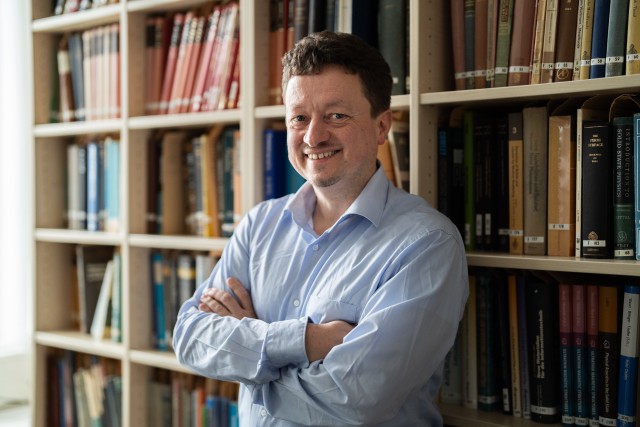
281, 31, 392, 117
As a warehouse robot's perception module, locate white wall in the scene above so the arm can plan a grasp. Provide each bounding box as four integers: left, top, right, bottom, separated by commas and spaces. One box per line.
0, 1, 31, 404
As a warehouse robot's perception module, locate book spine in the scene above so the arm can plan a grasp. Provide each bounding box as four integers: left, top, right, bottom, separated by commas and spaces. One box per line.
572, 284, 588, 425
462, 274, 478, 409
553, 0, 579, 81
508, 111, 524, 255
598, 285, 620, 426
474, 0, 489, 88
572, 0, 586, 80
151, 251, 167, 350
530, 0, 548, 84
507, 0, 536, 86
617, 285, 640, 427
589, 0, 611, 78
613, 116, 636, 259
86, 141, 100, 232
604, 0, 630, 77
517, 276, 530, 419
559, 283, 575, 426
493, 0, 514, 87
378, 0, 407, 94
581, 121, 613, 258
508, 274, 522, 417
635, 113, 640, 260
476, 272, 500, 411
579, 0, 596, 79
587, 285, 599, 426
626, 0, 640, 74
523, 106, 548, 255
464, 0, 477, 89
463, 110, 476, 250
539, 0, 558, 84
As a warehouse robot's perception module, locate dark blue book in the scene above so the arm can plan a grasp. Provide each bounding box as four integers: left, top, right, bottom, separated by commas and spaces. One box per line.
559, 283, 574, 426
571, 285, 588, 425
589, 0, 611, 78
634, 113, 640, 260
150, 251, 166, 350
263, 128, 287, 200
476, 270, 500, 411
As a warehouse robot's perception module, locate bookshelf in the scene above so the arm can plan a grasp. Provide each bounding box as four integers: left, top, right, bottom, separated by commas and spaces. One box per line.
27, 1, 640, 427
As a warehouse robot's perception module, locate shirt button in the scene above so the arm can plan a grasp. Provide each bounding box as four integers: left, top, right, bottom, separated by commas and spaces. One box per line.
293, 299, 300, 307
313, 244, 319, 251
261, 409, 267, 417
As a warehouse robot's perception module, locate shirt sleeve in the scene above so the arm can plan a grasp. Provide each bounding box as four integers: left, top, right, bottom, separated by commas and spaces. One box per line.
172, 210, 311, 384
252, 228, 469, 425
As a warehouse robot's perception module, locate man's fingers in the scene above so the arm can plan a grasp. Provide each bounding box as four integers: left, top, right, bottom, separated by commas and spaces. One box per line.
227, 277, 252, 309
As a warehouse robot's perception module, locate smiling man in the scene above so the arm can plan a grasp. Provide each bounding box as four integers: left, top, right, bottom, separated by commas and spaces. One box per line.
173, 31, 469, 426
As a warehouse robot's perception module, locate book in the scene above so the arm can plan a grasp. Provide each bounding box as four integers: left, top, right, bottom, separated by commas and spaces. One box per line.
85, 140, 102, 232
486, 0, 499, 87
263, 127, 288, 200
547, 99, 580, 257
508, 111, 524, 254
586, 284, 599, 426
452, 0, 468, 90
144, 15, 166, 115
636, 112, 640, 260
388, 110, 410, 192
495, 113, 511, 252
179, 13, 206, 114
437, 115, 466, 238
571, 0, 586, 80
67, 33, 85, 121
578, 0, 596, 79
572, 284, 588, 425
191, 6, 223, 112
57, 34, 75, 123
67, 143, 83, 230
598, 285, 621, 426
474, 0, 490, 88
158, 13, 185, 114
463, 110, 476, 250
612, 115, 636, 259
151, 251, 168, 350
507, 0, 537, 85
522, 105, 548, 255
576, 95, 614, 257
177, 253, 196, 310
269, 0, 286, 104
626, 0, 640, 74
553, 0, 579, 82
378, 0, 407, 95
159, 131, 189, 235
527, 276, 561, 423
589, 0, 611, 78
168, 10, 196, 115
530, 0, 548, 84
617, 285, 640, 427
539, 0, 558, 84
581, 120, 613, 258
75, 245, 114, 334
559, 283, 574, 425
495, 271, 512, 414
464, 0, 477, 89
476, 271, 500, 411
507, 273, 522, 417
493, 0, 515, 87
110, 250, 121, 343
516, 275, 531, 419
461, 273, 478, 409
604, 0, 630, 77
103, 137, 120, 233
89, 259, 113, 340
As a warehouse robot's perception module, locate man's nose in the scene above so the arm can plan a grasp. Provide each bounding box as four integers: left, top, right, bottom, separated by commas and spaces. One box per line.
303, 118, 330, 146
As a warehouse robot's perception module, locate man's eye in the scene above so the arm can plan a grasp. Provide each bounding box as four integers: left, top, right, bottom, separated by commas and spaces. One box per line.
329, 113, 348, 121
292, 115, 306, 122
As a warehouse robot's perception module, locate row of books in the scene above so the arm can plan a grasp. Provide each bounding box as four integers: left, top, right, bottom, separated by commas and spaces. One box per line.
53, 0, 118, 16
144, 2, 240, 116
438, 94, 640, 259
451, 0, 640, 90
66, 136, 120, 232
74, 245, 122, 343
149, 369, 239, 427
150, 250, 219, 352
269, 0, 409, 105
47, 351, 122, 427
440, 269, 640, 425
56, 24, 120, 123
146, 125, 239, 239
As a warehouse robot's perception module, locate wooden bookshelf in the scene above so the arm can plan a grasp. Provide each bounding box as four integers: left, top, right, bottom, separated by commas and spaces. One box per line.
27, 0, 640, 426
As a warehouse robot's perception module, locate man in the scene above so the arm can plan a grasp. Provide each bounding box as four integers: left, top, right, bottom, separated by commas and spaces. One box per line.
173, 31, 468, 426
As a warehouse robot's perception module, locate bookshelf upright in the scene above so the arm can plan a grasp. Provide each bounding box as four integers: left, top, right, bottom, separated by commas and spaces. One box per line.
28, 0, 640, 426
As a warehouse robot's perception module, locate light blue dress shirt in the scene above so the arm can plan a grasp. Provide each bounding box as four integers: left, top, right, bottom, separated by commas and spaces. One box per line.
173, 167, 469, 426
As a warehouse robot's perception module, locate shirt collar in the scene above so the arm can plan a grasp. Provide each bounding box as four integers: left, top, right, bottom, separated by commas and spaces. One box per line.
285, 166, 389, 230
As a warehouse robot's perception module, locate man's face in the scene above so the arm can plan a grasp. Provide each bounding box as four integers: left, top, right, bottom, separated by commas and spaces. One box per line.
283, 65, 391, 194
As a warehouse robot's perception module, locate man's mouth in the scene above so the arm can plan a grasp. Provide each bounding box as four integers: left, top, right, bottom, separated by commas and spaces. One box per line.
306, 150, 338, 160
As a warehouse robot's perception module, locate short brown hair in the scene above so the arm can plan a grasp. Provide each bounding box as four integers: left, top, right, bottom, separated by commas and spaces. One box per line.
281, 31, 392, 117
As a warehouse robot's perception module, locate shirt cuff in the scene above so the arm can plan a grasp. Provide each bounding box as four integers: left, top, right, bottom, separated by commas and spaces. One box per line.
264, 317, 309, 369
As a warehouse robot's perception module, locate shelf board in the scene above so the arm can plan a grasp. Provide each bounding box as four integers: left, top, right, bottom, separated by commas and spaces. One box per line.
255, 104, 285, 119
420, 75, 640, 107
35, 331, 125, 359
440, 403, 548, 427
467, 252, 640, 276
35, 228, 124, 245
128, 110, 242, 130
128, 233, 228, 252
32, 4, 121, 33
390, 94, 411, 109
129, 349, 194, 374
127, 0, 215, 13
33, 119, 122, 138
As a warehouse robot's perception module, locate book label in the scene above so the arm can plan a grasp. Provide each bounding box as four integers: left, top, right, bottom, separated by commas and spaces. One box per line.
549, 223, 570, 230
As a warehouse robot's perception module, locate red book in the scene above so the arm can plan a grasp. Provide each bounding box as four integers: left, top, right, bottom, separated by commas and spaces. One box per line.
205, 2, 239, 111
199, 6, 229, 112
226, 49, 241, 109
269, 0, 286, 104
179, 14, 206, 113
216, 12, 240, 110
189, 6, 223, 113
168, 10, 196, 115
507, 0, 537, 86
158, 13, 185, 114
145, 16, 166, 115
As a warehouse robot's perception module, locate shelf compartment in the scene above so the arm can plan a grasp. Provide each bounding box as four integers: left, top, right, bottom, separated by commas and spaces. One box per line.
35, 330, 125, 359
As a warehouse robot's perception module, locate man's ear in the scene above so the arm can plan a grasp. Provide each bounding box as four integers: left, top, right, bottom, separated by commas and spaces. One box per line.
377, 109, 393, 145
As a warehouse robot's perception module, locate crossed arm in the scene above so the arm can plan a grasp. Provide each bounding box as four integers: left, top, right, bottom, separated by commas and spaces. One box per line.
198, 277, 355, 362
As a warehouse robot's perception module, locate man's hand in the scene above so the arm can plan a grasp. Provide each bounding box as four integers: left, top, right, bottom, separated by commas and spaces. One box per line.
199, 277, 257, 320
306, 321, 355, 362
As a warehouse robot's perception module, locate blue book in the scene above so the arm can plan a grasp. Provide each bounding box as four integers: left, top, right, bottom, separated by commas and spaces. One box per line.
617, 285, 640, 427
635, 113, 640, 260
229, 400, 239, 427
86, 141, 101, 231
104, 138, 120, 232
150, 251, 166, 350
263, 128, 287, 200
589, 0, 611, 78
604, 0, 629, 77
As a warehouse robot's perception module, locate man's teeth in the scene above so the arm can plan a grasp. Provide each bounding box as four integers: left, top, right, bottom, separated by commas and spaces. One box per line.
308, 151, 336, 160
